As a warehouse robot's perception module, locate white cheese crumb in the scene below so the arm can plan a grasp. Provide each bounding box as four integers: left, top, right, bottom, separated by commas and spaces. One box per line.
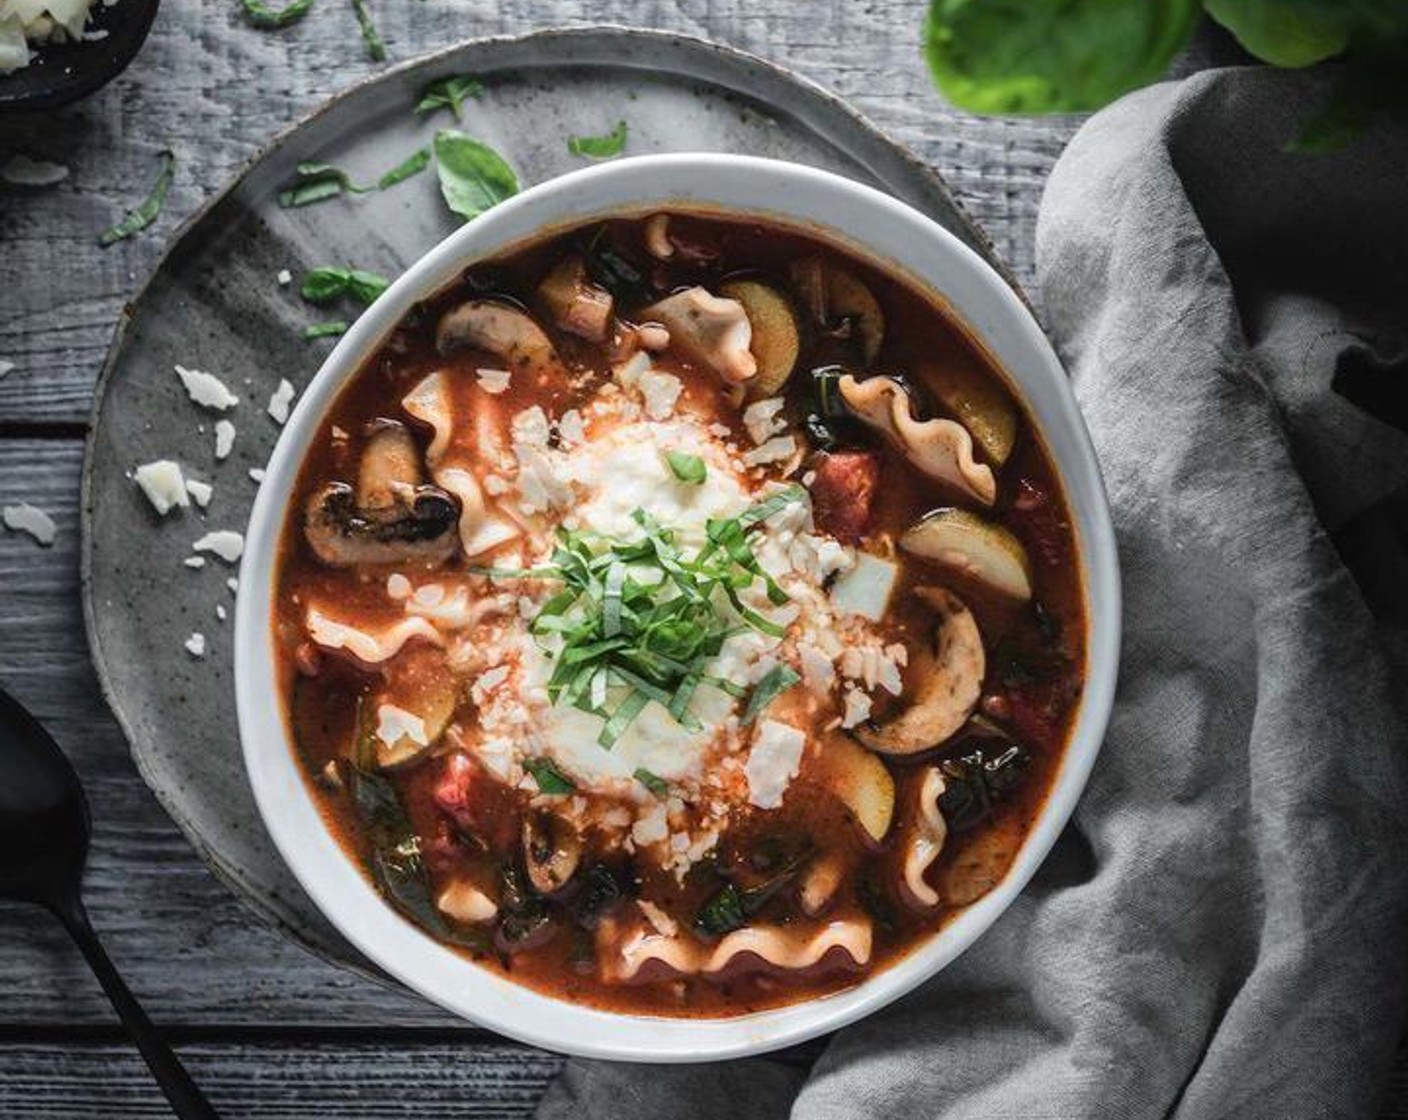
799, 644, 836, 697
185, 478, 213, 509
631, 802, 670, 846
175, 365, 239, 411
386, 573, 412, 600
743, 397, 787, 445
133, 460, 190, 515
277, 269, 293, 286
475, 368, 511, 395
557, 409, 585, 446
1, 503, 56, 546
746, 720, 806, 810
638, 370, 682, 420
248, 468, 265, 484
841, 686, 873, 729
376, 704, 428, 748
184, 556, 206, 569
743, 434, 797, 467
227, 577, 239, 594
192, 530, 244, 564
829, 552, 898, 621
214, 420, 236, 461
184, 632, 206, 658
0, 154, 69, 187
267, 379, 295, 425
511, 405, 551, 447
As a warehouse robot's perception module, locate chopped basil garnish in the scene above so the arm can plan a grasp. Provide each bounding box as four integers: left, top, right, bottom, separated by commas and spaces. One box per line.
238, 0, 315, 28
524, 757, 575, 795
742, 663, 801, 724
377, 147, 430, 189
349, 0, 385, 61
568, 120, 628, 160
665, 450, 707, 485
433, 129, 519, 222
634, 768, 669, 797
98, 149, 175, 247
299, 266, 389, 306
278, 150, 429, 208
304, 321, 349, 339
416, 74, 484, 119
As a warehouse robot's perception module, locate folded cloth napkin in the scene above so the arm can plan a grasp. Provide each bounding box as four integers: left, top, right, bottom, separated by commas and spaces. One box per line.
538, 66, 1408, 1119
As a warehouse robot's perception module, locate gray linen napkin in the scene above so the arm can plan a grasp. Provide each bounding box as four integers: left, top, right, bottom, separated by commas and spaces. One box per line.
538, 67, 1408, 1119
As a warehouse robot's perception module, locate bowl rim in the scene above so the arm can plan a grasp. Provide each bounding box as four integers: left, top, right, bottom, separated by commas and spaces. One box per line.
236, 152, 1121, 1062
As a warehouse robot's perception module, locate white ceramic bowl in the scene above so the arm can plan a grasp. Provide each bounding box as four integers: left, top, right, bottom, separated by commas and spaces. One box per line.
237, 154, 1120, 1062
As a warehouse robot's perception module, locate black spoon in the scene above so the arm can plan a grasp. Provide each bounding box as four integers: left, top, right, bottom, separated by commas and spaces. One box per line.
0, 0, 161, 112
0, 685, 219, 1119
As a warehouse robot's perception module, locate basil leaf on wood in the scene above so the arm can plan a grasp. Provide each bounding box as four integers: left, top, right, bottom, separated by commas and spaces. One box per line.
98, 150, 175, 247
349, 0, 385, 61
433, 129, 519, 221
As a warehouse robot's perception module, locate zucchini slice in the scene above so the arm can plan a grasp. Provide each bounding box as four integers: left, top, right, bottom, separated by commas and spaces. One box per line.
900, 508, 1033, 601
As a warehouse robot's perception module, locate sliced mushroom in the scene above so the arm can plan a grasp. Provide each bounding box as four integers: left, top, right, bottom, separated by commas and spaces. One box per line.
720, 279, 800, 398
798, 850, 848, 916
938, 826, 1018, 907
815, 732, 895, 844
900, 767, 948, 908
437, 299, 561, 378
789, 257, 884, 363
539, 255, 615, 342
922, 361, 1018, 466
901, 508, 1033, 601
640, 287, 757, 385
839, 374, 996, 506
522, 811, 582, 895
855, 586, 984, 756
304, 423, 461, 568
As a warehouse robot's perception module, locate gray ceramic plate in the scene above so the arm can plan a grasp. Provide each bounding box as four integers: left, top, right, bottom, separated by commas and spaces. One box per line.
82, 25, 1013, 981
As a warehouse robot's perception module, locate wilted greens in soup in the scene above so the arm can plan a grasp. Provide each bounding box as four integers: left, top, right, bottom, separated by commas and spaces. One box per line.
275, 212, 1085, 1016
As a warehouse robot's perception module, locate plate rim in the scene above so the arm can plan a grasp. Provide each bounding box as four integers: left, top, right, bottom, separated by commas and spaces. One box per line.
79, 23, 1022, 992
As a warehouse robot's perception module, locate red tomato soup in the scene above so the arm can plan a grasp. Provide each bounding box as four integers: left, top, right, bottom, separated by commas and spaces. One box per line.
273, 213, 1085, 1016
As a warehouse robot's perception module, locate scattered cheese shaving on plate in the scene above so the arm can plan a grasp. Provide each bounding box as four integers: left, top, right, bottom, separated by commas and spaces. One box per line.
184, 632, 206, 658
185, 478, 213, 509
214, 419, 236, 460
267, 379, 295, 424
0, 154, 69, 187
192, 530, 244, 563
175, 365, 239, 411
133, 460, 189, 515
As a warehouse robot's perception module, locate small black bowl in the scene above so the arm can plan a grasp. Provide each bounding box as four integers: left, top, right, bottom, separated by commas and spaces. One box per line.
0, 0, 160, 112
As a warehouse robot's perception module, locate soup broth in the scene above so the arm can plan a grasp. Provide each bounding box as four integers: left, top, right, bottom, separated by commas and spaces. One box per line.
274, 212, 1085, 1016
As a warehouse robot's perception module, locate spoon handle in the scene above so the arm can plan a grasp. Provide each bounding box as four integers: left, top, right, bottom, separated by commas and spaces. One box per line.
54, 897, 222, 1120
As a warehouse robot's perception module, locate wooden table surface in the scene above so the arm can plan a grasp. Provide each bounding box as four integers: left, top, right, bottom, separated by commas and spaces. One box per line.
1, 3, 1402, 1116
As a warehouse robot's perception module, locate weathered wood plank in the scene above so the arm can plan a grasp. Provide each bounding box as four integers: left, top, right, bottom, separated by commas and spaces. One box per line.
0, 0, 1081, 425
0, 1039, 564, 1118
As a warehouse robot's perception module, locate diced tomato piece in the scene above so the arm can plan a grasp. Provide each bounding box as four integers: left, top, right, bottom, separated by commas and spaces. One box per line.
1012, 478, 1069, 569
432, 752, 515, 848
810, 451, 881, 544
1003, 674, 1080, 753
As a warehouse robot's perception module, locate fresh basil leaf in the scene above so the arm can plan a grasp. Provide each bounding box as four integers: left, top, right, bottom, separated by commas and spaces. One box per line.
598, 689, 649, 749
1203, 0, 1354, 68
416, 74, 484, 119
376, 147, 430, 189
922, 0, 1199, 114
239, 0, 315, 29
568, 120, 628, 160
742, 664, 801, 724
349, 0, 385, 61
278, 177, 347, 208
98, 149, 176, 247
304, 321, 349, 339
433, 129, 519, 222
299, 266, 389, 306
345, 268, 390, 304
666, 450, 707, 485
633, 768, 669, 797
524, 756, 575, 794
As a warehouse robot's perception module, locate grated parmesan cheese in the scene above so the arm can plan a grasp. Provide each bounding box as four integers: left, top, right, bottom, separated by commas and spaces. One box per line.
475, 368, 511, 395
214, 420, 236, 461
184, 632, 206, 658
267, 379, 295, 425
133, 460, 189, 515
175, 365, 239, 411
185, 478, 213, 509
192, 530, 244, 564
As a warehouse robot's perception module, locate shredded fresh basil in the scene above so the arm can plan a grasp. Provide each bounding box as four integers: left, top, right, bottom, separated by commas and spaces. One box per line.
433, 129, 519, 222
278, 150, 429, 208
634, 768, 669, 797
568, 120, 628, 160
304, 321, 349, 339
349, 0, 385, 60
238, 0, 315, 28
299, 266, 389, 306
376, 147, 430, 189
665, 450, 707, 485
524, 756, 576, 795
416, 74, 484, 119
741, 663, 802, 724
98, 150, 175, 247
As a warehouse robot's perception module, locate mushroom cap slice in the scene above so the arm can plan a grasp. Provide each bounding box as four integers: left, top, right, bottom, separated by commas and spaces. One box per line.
815, 732, 895, 844
901, 508, 1033, 601
437, 299, 561, 378
789, 257, 884, 363
855, 585, 984, 756
939, 825, 1019, 908
922, 361, 1018, 466
839, 374, 996, 506
522, 810, 583, 895
720, 279, 800, 398
538, 255, 614, 343
640, 286, 757, 385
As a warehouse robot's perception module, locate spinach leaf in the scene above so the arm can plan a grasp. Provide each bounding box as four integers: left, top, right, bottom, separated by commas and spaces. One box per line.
239, 0, 315, 28
349, 0, 385, 61
922, 0, 1200, 113
694, 882, 746, 937
568, 120, 628, 160
433, 129, 520, 222
498, 864, 551, 945
417, 74, 484, 119
575, 863, 625, 928
98, 150, 175, 247
939, 743, 1030, 831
